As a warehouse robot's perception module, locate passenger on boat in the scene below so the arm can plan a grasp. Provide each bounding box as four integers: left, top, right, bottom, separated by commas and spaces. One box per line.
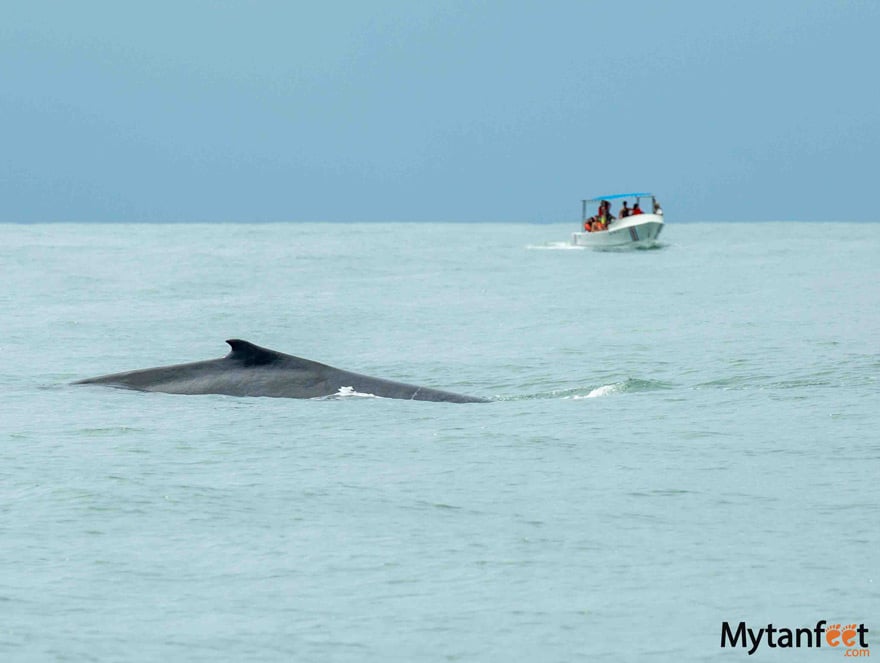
593, 201, 613, 231
653, 199, 663, 215
584, 207, 600, 231
585, 205, 601, 232
606, 201, 615, 220
619, 201, 631, 218
631, 202, 643, 215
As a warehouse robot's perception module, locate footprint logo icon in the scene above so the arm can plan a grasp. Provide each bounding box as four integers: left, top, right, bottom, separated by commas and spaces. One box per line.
841, 624, 858, 647
826, 624, 842, 647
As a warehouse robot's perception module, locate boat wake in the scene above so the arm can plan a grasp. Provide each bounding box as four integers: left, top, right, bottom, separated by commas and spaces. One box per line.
593, 242, 668, 252
526, 241, 668, 252
526, 242, 585, 250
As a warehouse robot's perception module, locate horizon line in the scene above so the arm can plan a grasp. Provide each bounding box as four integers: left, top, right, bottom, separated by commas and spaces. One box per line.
2, 218, 878, 225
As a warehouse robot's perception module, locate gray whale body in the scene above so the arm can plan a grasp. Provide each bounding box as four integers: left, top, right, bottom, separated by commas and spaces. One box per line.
75, 339, 488, 403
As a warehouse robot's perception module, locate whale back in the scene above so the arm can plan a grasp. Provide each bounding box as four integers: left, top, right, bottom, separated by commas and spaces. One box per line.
75, 339, 488, 403
223, 338, 320, 367
225, 339, 280, 366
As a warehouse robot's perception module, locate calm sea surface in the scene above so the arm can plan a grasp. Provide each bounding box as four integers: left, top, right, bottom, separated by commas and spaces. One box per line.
1, 222, 878, 661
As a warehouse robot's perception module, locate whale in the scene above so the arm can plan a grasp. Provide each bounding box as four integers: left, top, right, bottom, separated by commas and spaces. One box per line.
74, 339, 488, 403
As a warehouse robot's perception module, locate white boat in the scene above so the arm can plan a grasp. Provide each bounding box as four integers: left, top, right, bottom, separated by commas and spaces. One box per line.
570, 192, 664, 249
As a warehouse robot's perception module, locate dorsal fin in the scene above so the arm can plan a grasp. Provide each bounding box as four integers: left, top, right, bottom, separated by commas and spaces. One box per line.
225, 339, 282, 366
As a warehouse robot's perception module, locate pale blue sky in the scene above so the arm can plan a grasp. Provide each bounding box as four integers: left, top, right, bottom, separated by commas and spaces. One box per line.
3, 1, 878, 222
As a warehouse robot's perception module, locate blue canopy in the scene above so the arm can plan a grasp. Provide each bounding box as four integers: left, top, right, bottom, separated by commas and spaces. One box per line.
584, 192, 652, 202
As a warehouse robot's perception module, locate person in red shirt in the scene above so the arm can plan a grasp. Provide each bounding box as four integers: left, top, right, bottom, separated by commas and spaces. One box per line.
631, 202, 643, 215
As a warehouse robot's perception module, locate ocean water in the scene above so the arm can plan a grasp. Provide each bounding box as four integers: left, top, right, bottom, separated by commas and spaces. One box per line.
1, 221, 878, 661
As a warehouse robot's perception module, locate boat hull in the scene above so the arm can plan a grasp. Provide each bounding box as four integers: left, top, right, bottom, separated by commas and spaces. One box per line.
571, 214, 664, 249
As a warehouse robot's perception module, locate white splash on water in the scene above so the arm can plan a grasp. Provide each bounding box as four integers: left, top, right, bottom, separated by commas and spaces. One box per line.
569, 383, 619, 399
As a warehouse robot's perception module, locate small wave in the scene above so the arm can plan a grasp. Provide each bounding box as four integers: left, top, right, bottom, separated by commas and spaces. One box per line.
498, 378, 673, 401
695, 373, 837, 392
572, 384, 619, 399
569, 378, 670, 399
77, 426, 144, 436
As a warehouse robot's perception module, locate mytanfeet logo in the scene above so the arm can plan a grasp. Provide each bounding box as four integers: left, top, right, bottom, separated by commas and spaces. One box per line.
721, 620, 870, 656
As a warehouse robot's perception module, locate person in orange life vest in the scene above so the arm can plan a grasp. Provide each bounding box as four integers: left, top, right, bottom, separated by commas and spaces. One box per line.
631, 202, 643, 215
591, 203, 605, 231
584, 203, 602, 231
598, 200, 615, 230
584, 206, 602, 230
